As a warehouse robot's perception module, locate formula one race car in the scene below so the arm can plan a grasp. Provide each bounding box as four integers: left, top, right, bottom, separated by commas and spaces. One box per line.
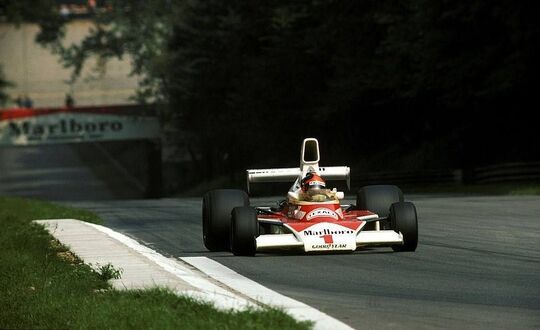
202, 138, 418, 256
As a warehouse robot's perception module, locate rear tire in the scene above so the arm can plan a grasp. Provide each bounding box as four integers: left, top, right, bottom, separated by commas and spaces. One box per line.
356, 185, 403, 218
230, 206, 259, 256
202, 189, 249, 251
390, 202, 418, 252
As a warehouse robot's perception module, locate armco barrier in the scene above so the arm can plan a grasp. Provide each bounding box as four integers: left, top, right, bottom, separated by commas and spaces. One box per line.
473, 162, 540, 184
350, 162, 540, 187
351, 169, 462, 188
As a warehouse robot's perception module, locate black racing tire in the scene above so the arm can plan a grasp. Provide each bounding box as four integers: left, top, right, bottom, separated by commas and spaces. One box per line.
356, 185, 404, 218
230, 206, 259, 256
202, 189, 249, 251
390, 202, 418, 252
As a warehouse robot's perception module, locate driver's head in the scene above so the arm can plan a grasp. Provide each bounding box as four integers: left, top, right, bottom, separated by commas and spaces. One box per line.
301, 172, 326, 194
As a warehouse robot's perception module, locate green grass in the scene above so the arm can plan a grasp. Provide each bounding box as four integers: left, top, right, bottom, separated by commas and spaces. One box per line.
0, 197, 103, 223
0, 197, 311, 329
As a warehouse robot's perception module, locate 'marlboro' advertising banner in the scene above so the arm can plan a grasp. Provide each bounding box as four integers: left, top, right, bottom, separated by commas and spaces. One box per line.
0, 106, 160, 146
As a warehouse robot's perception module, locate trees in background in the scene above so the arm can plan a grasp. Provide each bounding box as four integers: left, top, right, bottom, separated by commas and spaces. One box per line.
1, 0, 538, 180
163, 0, 539, 174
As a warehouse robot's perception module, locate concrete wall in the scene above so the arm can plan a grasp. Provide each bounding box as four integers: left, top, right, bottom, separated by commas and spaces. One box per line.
0, 20, 139, 108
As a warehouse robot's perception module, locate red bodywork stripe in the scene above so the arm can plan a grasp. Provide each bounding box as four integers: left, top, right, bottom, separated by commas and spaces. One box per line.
288, 221, 363, 232
0, 105, 151, 121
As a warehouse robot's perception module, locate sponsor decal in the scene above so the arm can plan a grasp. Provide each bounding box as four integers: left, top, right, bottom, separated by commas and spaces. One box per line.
8, 119, 123, 136
300, 223, 357, 251
306, 208, 339, 221
311, 243, 348, 249
303, 228, 355, 236
304, 228, 354, 248
0, 111, 159, 145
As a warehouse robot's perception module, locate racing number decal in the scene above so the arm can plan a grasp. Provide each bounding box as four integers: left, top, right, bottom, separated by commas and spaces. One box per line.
320, 234, 333, 244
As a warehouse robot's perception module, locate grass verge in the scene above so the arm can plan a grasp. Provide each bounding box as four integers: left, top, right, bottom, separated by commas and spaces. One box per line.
0, 197, 311, 329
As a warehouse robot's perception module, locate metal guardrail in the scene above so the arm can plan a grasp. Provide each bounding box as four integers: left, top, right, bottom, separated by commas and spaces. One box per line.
351, 169, 462, 187
350, 162, 540, 187
473, 162, 540, 184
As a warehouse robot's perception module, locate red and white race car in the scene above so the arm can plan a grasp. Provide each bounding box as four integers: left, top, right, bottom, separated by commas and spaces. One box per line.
202, 138, 418, 256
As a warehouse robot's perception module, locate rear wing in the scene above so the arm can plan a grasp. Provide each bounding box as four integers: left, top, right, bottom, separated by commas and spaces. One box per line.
246, 166, 350, 193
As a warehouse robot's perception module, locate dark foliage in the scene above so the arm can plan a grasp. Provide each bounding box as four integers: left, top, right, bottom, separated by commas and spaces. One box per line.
164, 0, 539, 175
2, 0, 539, 181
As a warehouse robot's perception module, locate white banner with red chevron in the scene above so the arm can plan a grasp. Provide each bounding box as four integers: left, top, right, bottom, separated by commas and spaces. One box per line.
0, 106, 160, 146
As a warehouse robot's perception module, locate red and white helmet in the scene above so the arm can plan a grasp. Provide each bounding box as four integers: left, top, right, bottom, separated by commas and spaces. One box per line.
301, 172, 326, 192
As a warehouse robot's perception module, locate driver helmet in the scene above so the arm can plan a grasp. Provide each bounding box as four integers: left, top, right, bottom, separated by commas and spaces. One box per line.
301, 172, 326, 193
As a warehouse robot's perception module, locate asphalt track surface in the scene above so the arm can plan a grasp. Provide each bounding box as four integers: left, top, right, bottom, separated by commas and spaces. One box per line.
0, 144, 140, 200
67, 196, 540, 329
1, 145, 539, 329
0, 145, 115, 200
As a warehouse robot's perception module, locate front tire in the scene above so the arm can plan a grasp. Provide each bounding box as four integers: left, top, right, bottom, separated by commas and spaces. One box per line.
202, 189, 249, 251
356, 185, 404, 218
230, 206, 259, 256
390, 202, 418, 252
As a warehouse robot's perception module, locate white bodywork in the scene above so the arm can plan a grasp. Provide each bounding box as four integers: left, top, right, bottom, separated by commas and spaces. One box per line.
246, 166, 350, 192
247, 138, 350, 192
256, 225, 403, 252
247, 137, 406, 253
